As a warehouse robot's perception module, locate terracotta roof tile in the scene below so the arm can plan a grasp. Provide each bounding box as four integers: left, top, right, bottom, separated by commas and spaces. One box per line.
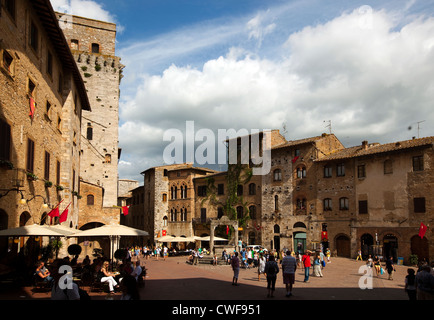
315, 136, 434, 161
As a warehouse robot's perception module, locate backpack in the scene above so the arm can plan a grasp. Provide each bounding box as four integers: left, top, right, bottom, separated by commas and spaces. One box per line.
266, 261, 279, 277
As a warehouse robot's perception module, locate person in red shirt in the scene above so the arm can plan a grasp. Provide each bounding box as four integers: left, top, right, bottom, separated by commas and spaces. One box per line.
302, 251, 312, 282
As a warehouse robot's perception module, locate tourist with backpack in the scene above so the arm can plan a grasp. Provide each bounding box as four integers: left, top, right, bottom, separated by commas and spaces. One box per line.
264, 255, 279, 298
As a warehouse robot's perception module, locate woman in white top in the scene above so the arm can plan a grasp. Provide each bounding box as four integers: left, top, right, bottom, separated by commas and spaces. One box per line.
258, 253, 266, 281
100, 261, 118, 294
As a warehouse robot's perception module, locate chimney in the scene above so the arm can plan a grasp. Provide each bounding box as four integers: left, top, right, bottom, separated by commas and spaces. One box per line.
362, 140, 368, 150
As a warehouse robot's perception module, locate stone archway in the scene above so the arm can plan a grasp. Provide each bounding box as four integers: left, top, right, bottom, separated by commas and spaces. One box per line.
210, 216, 238, 254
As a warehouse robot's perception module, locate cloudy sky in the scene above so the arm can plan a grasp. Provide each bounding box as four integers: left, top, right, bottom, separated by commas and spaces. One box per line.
50, 0, 434, 182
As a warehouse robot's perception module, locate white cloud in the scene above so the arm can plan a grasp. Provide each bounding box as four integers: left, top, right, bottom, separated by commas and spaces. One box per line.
119, 7, 434, 180
247, 11, 277, 48
51, 0, 117, 23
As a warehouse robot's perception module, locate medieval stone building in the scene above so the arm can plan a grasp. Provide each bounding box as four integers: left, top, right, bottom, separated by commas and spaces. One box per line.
54, 11, 123, 229
0, 0, 90, 254
129, 131, 433, 264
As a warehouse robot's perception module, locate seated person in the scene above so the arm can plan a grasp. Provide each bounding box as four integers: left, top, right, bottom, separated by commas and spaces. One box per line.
99, 261, 118, 294
35, 260, 53, 283
130, 260, 143, 281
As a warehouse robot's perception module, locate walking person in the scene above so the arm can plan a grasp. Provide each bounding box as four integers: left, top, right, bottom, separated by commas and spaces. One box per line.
312, 254, 323, 277
356, 250, 362, 261
281, 250, 297, 297
258, 253, 266, 281
231, 252, 240, 286
415, 265, 434, 300
302, 251, 311, 282
405, 268, 417, 300
385, 256, 395, 280
264, 255, 279, 298
373, 256, 381, 276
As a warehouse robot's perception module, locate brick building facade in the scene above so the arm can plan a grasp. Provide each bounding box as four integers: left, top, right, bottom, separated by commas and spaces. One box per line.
55, 11, 123, 215
128, 132, 433, 264
0, 0, 91, 255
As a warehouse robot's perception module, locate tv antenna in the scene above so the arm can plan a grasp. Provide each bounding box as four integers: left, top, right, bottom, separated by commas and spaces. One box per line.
323, 120, 332, 134
408, 120, 425, 138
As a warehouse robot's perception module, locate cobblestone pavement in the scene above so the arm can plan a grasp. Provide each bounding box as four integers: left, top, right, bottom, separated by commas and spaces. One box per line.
0, 255, 414, 301
138, 255, 412, 301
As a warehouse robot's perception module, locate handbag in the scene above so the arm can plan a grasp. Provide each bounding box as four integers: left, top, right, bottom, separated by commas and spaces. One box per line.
321, 260, 326, 267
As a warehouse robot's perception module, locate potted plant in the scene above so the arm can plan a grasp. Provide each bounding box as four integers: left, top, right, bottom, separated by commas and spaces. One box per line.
50, 239, 63, 259
26, 172, 38, 181
56, 185, 64, 191
45, 181, 53, 188
0, 159, 14, 170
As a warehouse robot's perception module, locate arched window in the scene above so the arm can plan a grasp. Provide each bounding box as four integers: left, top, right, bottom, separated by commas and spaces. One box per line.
237, 185, 243, 196
163, 216, 168, 227
273, 169, 282, 181
339, 197, 349, 210
323, 198, 332, 211
296, 198, 307, 210
297, 166, 306, 179
236, 206, 243, 219
249, 205, 256, 219
293, 222, 307, 229
181, 184, 187, 198
171, 186, 177, 199
181, 208, 187, 221
274, 224, 280, 233
248, 183, 256, 195
87, 194, 94, 205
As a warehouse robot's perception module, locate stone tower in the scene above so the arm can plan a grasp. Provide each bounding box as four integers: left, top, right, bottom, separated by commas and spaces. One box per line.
56, 13, 124, 207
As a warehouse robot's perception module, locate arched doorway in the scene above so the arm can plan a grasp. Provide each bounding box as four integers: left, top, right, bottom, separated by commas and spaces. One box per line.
411, 235, 429, 263
294, 232, 306, 254
336, 234, 351, 258
361, 233, 374, 259
383, 234, 398, 262
273, 224, 280, 251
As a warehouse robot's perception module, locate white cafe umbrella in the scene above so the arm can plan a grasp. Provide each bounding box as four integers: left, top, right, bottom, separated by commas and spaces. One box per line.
71, 224, 149, 237
0, 224, 67, 237
70, 224, 149, 266
198, 236, 229, 242
42, 224, 81, 236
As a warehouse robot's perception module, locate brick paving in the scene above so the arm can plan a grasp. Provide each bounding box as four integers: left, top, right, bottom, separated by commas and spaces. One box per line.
0, 255, 414, 301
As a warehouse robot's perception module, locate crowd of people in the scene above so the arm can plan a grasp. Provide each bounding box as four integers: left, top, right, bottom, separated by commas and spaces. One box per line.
33, 249, 146, 300
228, 248, 329, 298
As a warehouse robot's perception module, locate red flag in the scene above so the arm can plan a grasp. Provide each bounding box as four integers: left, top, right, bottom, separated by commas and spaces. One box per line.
321, 231, 328, 241
122, 205, 129, 215
48, 207, 59, 218
47, 200, 63, 224
226, 225, 229, 235
59, 203, 71, 223
162, 230, 166, 236
419, 223, 428, 239
291, 156, 299, 163
29, 98, 36, 119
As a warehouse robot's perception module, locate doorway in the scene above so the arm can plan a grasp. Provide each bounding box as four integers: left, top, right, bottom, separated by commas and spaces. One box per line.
411, 235, 429, 263
336, 235, 351, 258
294, 232, 306, 254
383, 234, 398, 262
